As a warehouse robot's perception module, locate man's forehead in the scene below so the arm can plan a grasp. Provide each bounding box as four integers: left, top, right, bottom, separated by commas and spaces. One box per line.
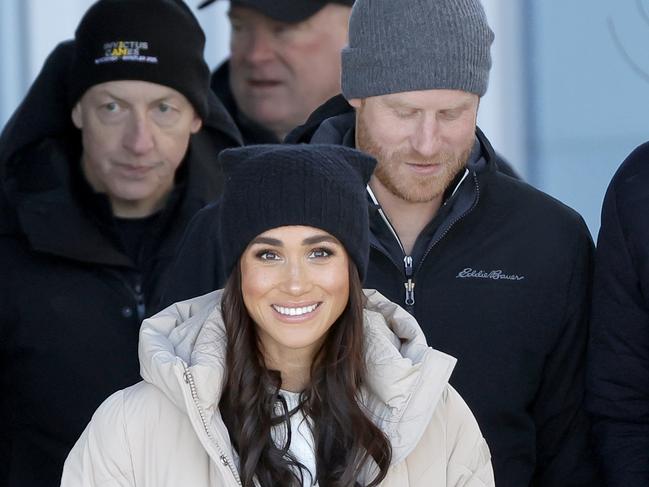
373, 89, 479, 109
83, 80, 187, 103
199, 0, 352, 23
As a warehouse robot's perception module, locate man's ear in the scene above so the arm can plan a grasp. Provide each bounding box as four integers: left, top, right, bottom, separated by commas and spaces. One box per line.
190, 114, 202, 134
71, 103, 83, 129
348, 98, 362, 109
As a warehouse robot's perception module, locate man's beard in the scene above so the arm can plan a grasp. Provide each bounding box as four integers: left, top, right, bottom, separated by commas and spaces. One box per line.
356, 112, 473, 203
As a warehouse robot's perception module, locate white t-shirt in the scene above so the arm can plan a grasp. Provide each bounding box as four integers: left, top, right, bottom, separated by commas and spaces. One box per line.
272, 390, 317, 487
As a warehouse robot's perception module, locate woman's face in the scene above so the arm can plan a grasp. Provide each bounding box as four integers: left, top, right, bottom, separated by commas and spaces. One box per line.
240, 225, 350, 364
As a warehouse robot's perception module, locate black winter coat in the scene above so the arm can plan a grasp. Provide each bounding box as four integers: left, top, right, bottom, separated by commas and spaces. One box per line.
160, 96, 600, 486
586, 141, 649, 486
0, 41, 241, 487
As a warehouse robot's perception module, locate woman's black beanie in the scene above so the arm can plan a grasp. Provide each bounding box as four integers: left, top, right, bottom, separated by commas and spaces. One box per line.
219, 144, 376, 280
69, 0, 210, 119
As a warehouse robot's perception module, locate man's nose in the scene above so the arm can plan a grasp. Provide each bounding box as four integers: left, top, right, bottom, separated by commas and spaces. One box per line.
243, 28, 276, 64
410, 115, 440, 158
123, 113, 155, 155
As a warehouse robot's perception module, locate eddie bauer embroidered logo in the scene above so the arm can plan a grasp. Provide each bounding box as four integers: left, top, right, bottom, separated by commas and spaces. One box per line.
456, 268, 525, 281
94, 41, 158, 65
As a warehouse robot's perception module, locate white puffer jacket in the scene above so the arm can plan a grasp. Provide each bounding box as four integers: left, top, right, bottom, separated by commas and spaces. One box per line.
61, 289, 494, 487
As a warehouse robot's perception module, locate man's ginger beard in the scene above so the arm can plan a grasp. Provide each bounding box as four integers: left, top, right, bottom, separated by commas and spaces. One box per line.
356, 109, 473, 203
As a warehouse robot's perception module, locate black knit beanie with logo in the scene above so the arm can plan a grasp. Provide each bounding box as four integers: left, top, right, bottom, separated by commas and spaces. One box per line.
218, 144, 376, 280
69, 0, 210, 119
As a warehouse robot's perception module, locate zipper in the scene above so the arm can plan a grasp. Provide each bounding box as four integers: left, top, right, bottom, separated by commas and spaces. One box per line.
367, 170, 479, 308
182, 364, 243, 486
415, 172, 481, 276
102, 269, 147, 321
404, 256, 415, 306
368, 186, 416, 308
133, 277, 145, 322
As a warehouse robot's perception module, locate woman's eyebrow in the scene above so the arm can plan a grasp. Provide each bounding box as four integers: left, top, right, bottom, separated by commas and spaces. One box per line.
250, 236, 283, 247
302, 235, 338, 245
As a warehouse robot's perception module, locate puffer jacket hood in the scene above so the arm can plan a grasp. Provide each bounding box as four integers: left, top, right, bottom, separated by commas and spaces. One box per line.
139, 288, 457, 464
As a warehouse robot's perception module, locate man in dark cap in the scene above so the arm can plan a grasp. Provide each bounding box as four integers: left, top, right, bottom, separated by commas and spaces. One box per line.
0, 1, 240, 486
198, 0, 352, 143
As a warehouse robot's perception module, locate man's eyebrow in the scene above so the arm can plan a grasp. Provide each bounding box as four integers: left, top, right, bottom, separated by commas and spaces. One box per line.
442, 100, 473, 111
95, 89, 127, 104
95, 89, 178, 106
383, 98, 416, 110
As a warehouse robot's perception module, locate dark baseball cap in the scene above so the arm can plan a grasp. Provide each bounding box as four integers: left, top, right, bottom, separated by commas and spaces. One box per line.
197, 0, 353, 23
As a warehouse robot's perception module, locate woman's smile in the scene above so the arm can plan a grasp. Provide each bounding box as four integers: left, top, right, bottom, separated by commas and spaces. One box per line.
271, 302, 322, 320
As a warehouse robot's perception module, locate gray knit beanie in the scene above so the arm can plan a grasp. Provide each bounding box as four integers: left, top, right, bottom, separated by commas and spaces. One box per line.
341, 0, 494, 99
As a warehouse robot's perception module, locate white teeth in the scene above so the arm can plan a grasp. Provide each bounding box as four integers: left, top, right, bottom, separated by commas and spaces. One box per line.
272, 303, 319, 316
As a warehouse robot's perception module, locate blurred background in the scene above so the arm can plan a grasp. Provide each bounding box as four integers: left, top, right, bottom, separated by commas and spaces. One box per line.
0, 0, 647, 237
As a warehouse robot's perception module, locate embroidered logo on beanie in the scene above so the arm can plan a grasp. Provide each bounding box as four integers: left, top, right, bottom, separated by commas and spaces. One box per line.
95, 41, 158, 65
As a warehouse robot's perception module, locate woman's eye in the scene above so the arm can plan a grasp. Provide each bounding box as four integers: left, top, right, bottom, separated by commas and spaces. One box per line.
309, 248, 331, 259
258, 251, 280, 261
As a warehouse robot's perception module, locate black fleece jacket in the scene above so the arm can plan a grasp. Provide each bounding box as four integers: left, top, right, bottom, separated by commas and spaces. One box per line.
161, 95, 600, 486
0, 41, 241, 487
586, 141, 649, 486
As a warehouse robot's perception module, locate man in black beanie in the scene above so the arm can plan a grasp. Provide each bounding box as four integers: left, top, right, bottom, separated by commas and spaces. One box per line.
197, 0, 352, 144
161, 0, 601, 485
0, 1, 241, 486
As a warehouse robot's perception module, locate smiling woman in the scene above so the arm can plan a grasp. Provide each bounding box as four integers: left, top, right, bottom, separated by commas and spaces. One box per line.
239, 226, 350, 380
62, 144, 495, 487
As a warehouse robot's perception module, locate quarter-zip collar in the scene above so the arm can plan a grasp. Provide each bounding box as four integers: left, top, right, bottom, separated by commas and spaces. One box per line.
292, 105, 497, 309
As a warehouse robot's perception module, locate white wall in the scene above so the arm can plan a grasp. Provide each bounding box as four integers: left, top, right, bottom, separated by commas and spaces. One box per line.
478, 1, 528, 177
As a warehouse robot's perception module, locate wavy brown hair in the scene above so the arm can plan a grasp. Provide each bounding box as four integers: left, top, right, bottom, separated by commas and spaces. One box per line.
219, 259, 392, 487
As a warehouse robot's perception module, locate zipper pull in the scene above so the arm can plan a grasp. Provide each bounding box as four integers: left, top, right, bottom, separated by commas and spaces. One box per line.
404, 279, 415, 306
403, 256, 415, 306
404, 255, 413, 277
